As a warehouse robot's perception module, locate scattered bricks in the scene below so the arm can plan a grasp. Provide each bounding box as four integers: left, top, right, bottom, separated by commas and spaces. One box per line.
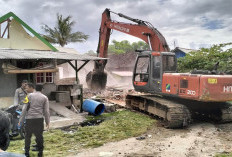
114, 94, 121, 100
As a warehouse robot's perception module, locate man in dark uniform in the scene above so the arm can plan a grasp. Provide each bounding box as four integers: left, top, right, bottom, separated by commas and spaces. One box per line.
19, 83, 50, 157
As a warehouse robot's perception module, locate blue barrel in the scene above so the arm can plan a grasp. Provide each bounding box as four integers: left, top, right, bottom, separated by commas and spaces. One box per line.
82, 99, 105, 116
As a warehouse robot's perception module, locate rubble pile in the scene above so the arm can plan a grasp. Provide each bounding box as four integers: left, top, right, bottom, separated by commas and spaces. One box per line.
83, 87, 136, 113
83, 87, 132, 101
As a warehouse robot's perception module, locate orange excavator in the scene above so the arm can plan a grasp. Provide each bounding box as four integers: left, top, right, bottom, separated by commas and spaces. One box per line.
87, 8, 232, 128
86, 8, 169, 90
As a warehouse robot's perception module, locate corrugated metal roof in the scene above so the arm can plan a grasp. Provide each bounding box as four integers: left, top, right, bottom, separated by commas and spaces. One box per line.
0, 49, 106, 61
55, 47, 80, 54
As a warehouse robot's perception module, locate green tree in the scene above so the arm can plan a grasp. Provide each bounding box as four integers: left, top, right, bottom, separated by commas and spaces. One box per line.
42, 14, 89, 47
108, 40, 148, 54
132, 41, 149, 50
177, 43, 232, 73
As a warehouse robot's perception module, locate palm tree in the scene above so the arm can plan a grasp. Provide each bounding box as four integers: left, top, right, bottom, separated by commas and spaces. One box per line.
42, 14, 89, 47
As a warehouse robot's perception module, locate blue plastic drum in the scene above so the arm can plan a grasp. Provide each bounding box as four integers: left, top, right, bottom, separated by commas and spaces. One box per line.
82, 99, 105, 116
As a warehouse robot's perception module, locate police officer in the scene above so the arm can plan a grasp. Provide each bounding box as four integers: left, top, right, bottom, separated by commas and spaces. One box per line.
11, 80, 28, 136
19, 83, 50, 157
14, 80, 28, 106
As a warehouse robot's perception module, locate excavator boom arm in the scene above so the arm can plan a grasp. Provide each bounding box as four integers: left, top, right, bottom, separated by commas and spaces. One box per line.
87, 8, 170, 90
97, 8, 170, 58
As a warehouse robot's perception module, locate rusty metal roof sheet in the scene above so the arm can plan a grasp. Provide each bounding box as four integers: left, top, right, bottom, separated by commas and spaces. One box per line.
0, 49, 106, 61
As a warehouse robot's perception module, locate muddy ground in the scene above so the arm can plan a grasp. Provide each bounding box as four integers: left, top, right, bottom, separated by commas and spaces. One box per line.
76, 120, 232, 157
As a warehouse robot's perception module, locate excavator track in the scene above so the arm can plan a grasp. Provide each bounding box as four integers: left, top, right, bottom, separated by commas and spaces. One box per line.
209, 102, 232, 123
220, 104, 232, 122
126, 94, 191, 128
126, 94, 232, 128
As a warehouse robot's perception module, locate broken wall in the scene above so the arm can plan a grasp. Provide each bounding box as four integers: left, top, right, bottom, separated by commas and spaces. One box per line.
0, 60, 17, 108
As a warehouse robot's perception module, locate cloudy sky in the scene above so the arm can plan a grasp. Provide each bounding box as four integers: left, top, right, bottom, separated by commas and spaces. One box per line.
0, 0, 231, 53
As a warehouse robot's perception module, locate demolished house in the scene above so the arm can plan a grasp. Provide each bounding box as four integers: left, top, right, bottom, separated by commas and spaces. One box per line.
0, 12, 106, 108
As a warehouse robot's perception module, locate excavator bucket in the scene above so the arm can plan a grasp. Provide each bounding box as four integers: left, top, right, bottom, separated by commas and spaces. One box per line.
86, 71, 107, 90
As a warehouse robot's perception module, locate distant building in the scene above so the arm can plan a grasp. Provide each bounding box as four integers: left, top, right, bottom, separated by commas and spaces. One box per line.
172, 47, 196, 58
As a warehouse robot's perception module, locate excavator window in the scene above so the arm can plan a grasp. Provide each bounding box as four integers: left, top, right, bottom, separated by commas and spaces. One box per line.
153, 56, 161, 79
162, 55, 176, 72
134, 56, 149, 82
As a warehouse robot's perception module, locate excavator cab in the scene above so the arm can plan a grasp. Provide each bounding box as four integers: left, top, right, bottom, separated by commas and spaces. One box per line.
133, 51, 177, 94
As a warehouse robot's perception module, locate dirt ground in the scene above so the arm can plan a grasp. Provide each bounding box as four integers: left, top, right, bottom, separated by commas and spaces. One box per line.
76, 121, 232, 157
77, 87, 232, 157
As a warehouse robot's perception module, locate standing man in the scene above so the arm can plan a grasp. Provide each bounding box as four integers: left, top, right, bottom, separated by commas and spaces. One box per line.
19, 83, 50, 157
14, 80, 28, 106
12, 80, 28, 136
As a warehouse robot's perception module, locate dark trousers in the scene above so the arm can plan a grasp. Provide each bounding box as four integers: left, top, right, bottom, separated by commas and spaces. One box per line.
25, 118, 44, 154
12, 118, 19, 132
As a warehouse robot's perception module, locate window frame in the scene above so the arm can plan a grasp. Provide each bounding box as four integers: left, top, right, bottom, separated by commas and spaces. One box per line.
35, 72, 54, 84
134, 56, 150, 82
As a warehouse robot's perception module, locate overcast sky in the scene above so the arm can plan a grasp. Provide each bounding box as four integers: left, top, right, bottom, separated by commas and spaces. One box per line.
0, 0, 231, 53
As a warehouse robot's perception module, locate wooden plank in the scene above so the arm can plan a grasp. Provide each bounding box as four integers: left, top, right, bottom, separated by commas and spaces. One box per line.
7, 20, 10, 38
50, 101, 85, 119
1, 21, 9, 38
6, 68, 58, 74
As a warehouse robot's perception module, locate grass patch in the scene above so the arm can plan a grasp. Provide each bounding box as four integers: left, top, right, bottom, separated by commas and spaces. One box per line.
7, 110, 156, 157
216, 153, 232, 157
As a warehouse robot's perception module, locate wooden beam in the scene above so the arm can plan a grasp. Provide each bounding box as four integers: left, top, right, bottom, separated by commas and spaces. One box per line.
7, 20, 10, 38
77, 60, 90, 72
1, 20, 9, 38
75, 60, 78, 83
68, 60, 90, 73
67, 61, 77, 71
5, 68, 59, 74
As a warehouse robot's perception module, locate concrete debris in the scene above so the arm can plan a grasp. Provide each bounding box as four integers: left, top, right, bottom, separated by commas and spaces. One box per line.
99, 152, 114, 157
84, 87, 136, 102
49, 101, 86, 129
83, 87, 137, 113
147, 134, 152, 138
104, 103, 117, 113
114, 94, 121, 100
